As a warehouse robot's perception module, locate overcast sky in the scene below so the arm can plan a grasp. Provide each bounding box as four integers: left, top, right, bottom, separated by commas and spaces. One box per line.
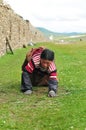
4, 0, 86, 33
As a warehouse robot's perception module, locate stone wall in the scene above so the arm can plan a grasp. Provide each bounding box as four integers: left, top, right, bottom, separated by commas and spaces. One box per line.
0, 4, 47, 56
0, 0, 3, 4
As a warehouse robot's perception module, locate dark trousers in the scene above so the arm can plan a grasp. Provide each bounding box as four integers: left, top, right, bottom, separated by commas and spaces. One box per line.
21, 69, 49, 92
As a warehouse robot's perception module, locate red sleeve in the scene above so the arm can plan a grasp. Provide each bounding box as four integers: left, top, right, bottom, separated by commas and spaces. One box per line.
25, 60, 35, 73
49, 71, 58, 80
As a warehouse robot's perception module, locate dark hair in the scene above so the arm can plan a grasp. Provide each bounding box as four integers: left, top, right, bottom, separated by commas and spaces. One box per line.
41, 49, 54, 61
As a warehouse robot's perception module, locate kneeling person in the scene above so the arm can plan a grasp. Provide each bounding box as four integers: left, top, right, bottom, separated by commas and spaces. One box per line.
21, 47, 58, 97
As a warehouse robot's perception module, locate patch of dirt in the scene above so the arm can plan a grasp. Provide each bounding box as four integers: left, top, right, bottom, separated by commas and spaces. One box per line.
33, 86, 70, 97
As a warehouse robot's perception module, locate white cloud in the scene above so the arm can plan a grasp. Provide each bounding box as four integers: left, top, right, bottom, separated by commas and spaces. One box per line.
4, 0, 86, 32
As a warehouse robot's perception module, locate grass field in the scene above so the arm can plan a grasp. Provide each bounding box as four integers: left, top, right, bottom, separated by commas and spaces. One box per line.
0, 41, 86, 130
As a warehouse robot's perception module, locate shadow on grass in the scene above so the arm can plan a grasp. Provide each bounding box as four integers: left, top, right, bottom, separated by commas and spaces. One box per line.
0, 81, 20, 104
0, 81, 70, 96
0, 80, 71, 103
0, 81, 20, 94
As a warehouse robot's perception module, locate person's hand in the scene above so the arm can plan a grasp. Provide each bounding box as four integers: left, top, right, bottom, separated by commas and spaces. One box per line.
48, 90, 56, 97
24, 90, 32, 95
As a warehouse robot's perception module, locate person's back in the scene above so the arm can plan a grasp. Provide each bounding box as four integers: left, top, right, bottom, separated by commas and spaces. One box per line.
22, 47, 44, 71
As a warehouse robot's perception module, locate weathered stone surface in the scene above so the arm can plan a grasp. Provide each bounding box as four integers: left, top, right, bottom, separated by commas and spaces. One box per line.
0, 3, 47, 56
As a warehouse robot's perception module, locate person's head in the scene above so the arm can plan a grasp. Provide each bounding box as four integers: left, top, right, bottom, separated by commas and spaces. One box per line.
40, 49, 54, 69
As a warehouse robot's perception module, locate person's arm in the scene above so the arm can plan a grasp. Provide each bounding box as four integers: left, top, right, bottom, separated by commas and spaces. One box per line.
21, 70, 32, 92
21, 60, 35, 93
25, 60, 35, 73
48, 71, 58, 97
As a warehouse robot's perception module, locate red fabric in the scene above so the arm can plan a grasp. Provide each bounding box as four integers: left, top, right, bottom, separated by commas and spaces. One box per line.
32, 47, 44, 56
25, 47, 57, 80
49, 72, 57, 80
25, 60, 34, 73
25, 47, 44, 73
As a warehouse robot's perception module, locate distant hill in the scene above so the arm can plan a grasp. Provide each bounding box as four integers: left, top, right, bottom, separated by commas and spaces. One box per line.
36, 27, 60, 37
36, 27, 85, 37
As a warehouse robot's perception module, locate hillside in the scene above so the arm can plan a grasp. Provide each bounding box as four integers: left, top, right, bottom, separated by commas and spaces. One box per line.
37, 27, 86, 37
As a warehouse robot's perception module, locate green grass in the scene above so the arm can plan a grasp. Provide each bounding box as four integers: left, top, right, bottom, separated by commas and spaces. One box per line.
0, 42, 86, 130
